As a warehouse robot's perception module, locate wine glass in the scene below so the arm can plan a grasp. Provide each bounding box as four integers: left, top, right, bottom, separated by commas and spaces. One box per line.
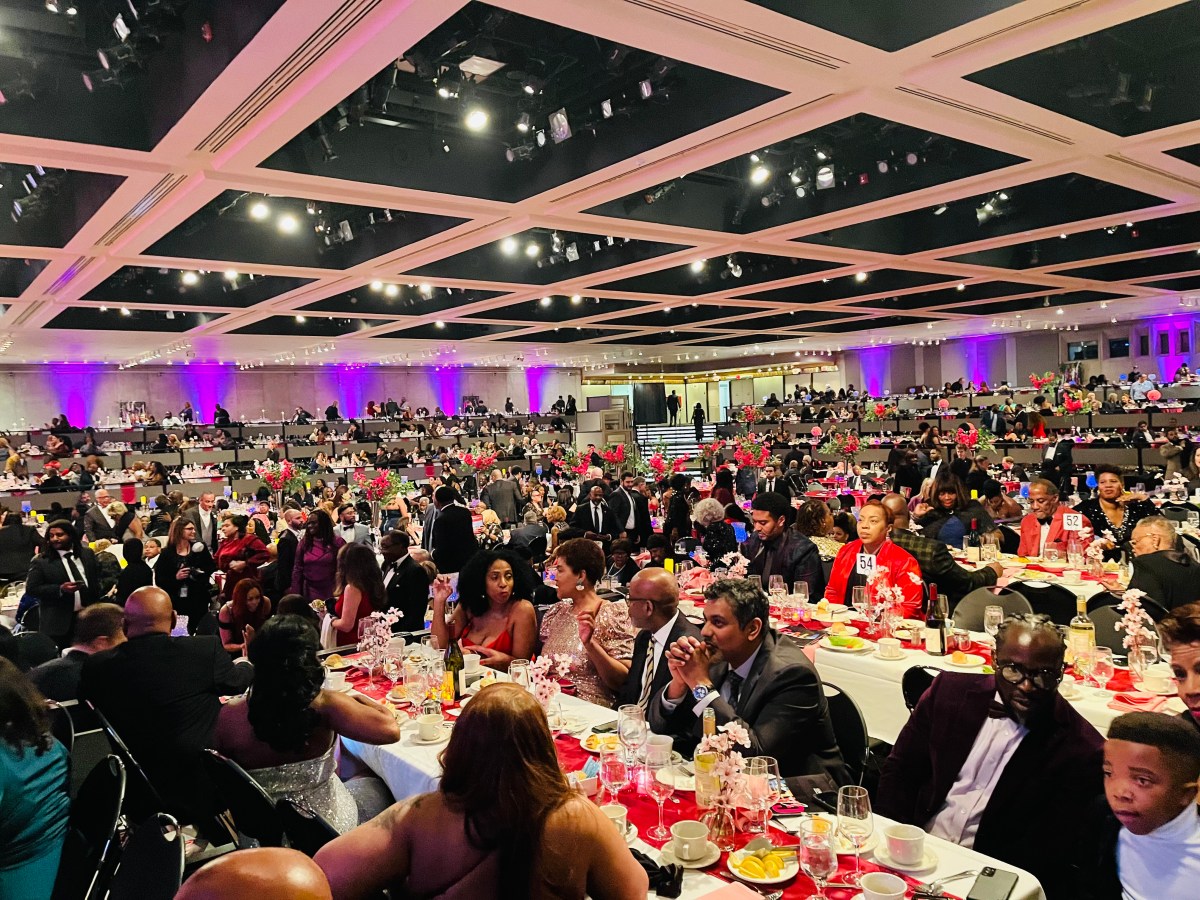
1129, 643, 1160, 686
799, 817, 838, 900
645, 746, 674, 840
983, 605, 1004, 648
851, 585, 869, 621
1044, 546, 1060, 565
757, 757, 782, 829
1092, 646, 1116, 690
617, 705, 649, 785
793, 582, 810, 606
509, 659, 531, 690
1073, 645, 1096, 687
836, 785, 873, 885
599, 744, 628, 806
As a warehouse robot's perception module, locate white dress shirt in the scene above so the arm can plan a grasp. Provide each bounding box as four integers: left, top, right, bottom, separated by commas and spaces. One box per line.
621, 489, 636, 529
660, 642, 763, 717
1117, 804, 1200, 900
927, 693, 1028, 848
645, 612, 681, 684
59, 548, 87, 611
1039, 520, 1052, 555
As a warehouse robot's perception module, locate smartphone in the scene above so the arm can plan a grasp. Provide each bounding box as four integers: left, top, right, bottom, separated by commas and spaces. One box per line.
323, 597, 338, 615
965, 867, 1019, 900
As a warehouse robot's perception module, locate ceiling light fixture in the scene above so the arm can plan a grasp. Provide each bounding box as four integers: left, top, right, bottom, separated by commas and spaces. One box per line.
369, 281, 383, 292
384, 284, 400, 298
249, 201, 270, 220
223, 270, 239, 281
749, 164, 771, 186
933, 204, 948, 215
690, 259, 706, 273
500, 237, 518, 256
181, 271, 199, 286
464, 108, 489, 131
525, 242, 540, 258
815, 166, 835, 189
277, 214, 299, 234
515, 112, 531, 133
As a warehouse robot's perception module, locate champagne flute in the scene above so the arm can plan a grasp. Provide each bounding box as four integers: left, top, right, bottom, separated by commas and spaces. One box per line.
599, 744, 628, 806
757, 756, 782, 829
645, 746, 674, 840
799, 817, 838, 900
851, 585, 869, 621
836, 785, 873, 885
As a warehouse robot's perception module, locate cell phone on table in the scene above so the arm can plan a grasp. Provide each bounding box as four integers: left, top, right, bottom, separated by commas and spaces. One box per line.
771, 799, 805, 815
965, 867, 1019, 900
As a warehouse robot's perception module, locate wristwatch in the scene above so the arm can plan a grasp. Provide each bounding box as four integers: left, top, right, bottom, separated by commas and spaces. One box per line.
692, 683, 713, 701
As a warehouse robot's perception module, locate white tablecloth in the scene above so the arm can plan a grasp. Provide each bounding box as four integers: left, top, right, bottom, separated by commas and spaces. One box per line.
343, 690, 1045, 899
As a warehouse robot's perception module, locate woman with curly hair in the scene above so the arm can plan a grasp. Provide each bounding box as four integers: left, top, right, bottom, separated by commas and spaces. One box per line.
218, 579, 273, 657
213, 616, 399, 832
793, 498, 843, 560
430, 547, 537, 671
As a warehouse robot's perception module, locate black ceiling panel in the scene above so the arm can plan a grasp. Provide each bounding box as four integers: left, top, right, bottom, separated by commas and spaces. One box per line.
599, 331, 717, 345
147, 192, 465, 270
1166, 144, 1200, 168
1133, 274, 1200, 293
497, 327, 635, 343
586, 114, 1023, 234
746, 1, 1022, 52
718, 310, 856, 331
375, 321, 522, 341
967, 4, 1200, 137
264, 3, 783, 203
848, 279, 1052, 311
0, 257, 47, 296
1056, 249, 1200, 283
798, 174, 1164, 255
941, 290, 1123, 317
45, 307, 221, 332
740, 269, 955, 304
231, 316, 391, 338
947, 211, 1200, 269
800, 315, 925, 333
84, 267, 311, 309
464, 296, 649, 323
604, 304, 757, 328
303, 286, 501, 317
408, 229, 684, 284
0, 166, 124, 248
596, 253, 843, 296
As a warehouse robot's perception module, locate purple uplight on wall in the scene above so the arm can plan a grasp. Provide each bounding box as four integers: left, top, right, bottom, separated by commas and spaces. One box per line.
524, 366, 551, 414
47, 364, 97, 427
333, 366, 368, 419
855, 348, 890, 397
431, 367, 464, 414
183, 364, 237, 421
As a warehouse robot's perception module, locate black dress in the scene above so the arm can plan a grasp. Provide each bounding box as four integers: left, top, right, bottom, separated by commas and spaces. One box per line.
1075, 497, 1155, 560
157, 544, 217, 630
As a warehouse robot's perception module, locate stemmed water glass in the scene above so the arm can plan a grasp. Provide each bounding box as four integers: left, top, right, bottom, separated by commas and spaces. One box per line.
1091, 646, 1116, 690
851, 585, 869, 623
837, 785, 873, 885
599, 744, 628, 806
799, 817, 838, 899
983, 605, 1004, 648
645, 746, 674, 840
617, 705, 649, 788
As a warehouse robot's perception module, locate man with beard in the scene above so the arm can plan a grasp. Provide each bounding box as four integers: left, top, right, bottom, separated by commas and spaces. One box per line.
649, 578, 846, 784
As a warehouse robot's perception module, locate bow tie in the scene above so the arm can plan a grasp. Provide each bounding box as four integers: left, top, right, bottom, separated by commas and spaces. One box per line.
987, 700, 1015, 720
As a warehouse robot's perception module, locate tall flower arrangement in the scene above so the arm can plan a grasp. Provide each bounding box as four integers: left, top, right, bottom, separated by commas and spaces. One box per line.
1030, 371, 1057, 391
863, 402, 897, 422
256, 459, 304, 495
353, 470, 414, 503
732, 433, 771, 469
599, 442, 633, 467
954, 427, 996, 453
735, 405, 763, 426
1113, 588, 1157, 651
819, 431, 861, 463
647, 451, 691, 478
699, 437, 726, 463
459, 450, 500, 475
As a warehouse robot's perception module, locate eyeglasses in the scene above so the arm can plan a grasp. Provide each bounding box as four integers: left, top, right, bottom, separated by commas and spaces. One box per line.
996, 660, 1065, 690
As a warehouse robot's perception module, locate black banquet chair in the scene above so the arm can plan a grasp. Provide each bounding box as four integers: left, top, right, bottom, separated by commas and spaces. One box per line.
901, 665, 942, 712
821, 682, 871, 786
107, 813, 184, 900
277, 797, 341, 857
201, 748, 285, 848
52, 755, 126, 900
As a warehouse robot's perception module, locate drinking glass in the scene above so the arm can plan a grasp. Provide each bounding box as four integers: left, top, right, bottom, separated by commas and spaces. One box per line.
403, 659, 427, 706
837, 785, 873, 885
799, 817, 838, 899
599, 744, 629, 806
757, 756, 782, 829
1044, 547, 1060, 564
1092, 646, 1116, 690
1129, 644, 1160, 686
1073, 645, 1096, 686
851, 585, 869, 620
793, 582, 809, 606
645, 746, 674, 840
509, 659, 531, 690
617, 705, 649, 788
983, 605, 1004, 647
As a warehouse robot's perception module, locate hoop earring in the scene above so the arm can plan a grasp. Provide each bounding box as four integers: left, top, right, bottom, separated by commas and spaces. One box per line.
576, 579, 586, 592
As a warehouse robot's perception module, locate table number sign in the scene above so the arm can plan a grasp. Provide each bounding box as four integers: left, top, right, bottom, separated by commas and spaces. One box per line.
856, 553, 877, 576
1063, 513, 1083, 532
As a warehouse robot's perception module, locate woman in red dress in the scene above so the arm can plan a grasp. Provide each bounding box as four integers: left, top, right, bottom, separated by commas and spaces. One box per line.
430, 548, 536, 672
824, 500, 923, 617
327, 543, 386, 646
214, 514, 270, 602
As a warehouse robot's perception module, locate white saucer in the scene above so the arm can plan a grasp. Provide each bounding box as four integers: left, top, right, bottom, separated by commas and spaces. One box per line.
872, 650, 908, 661
944, 653, 986, 669
323, 683, 353, 693
624, 823, 639, 845
660, 840, 721, 869
410, 725, 452, 745
872, 844, 938, 873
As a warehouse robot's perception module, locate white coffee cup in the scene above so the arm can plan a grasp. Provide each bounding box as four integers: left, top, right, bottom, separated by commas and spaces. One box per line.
1142, 663, 1175, 694
322, 670, 346, 691
463, 653, 481, 673
878, 637, 903, 659
670, 819, 709, 861
1062, 569, 1082, 584
417, 712, 443, 741
600, 803, 627, 835
884, 823, 925, 866
861, 871, 907, 900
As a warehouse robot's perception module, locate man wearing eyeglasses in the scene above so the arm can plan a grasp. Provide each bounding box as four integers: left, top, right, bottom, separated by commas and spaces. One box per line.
876, 614, 1104, 898
1128, 517, 1197, 612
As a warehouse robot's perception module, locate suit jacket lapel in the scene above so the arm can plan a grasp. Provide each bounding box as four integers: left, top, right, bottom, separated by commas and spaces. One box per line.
736, 632, 777, 714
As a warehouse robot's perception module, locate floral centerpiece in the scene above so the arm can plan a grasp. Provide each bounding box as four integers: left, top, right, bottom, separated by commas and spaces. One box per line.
865, 565, 922, 633
819, 430, 862, 463
599, 442, 633, 467
551, 448, 591, 478
528, 653, 573, 711
646, 451, 691, 479
863, 401, 898, 422
695, 721, 752, 849
459, 450, 500, 475
699, 437, 726, 463
954, 426, 996, 453
353, 469, 414, 504
1114, 589, 1159, 678
732, 433, 771, 469
255, 459, 305, 496
735, 405, 763, 426
357, 609, 400, 684
717, 551, 751, 577
1030, 371, 1057, 391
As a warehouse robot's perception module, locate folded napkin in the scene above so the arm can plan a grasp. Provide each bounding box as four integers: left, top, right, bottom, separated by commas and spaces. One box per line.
1108, 693, 1169, 713
630, 848, 683, 898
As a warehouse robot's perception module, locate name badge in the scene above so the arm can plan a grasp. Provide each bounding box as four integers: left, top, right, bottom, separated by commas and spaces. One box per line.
856, 553, 877, 576
1062, 513, 1083, 532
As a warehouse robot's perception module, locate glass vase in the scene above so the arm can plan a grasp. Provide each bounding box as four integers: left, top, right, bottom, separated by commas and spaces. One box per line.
701, 802, 737, 851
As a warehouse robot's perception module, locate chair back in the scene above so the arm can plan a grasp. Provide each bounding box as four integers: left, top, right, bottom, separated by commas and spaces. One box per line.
997, 525, 1021, 554
952, 588, 1032, 630
901, 665, 942, 712
1162, 506, 1190, 523
821, 682, 870, 784
53, 755, 126, 900
201, 749, 284, 847
87, 701, 168, 825
277, 797, 340, 857
108, 813, 184, 900
1089, 605, 1159, 654
48, 701, 75, 755
1012, 581, 1078, 626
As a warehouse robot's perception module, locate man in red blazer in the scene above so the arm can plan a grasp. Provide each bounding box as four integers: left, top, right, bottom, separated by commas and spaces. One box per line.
876, 614, 1103, 898
1016, 477, 1092, 557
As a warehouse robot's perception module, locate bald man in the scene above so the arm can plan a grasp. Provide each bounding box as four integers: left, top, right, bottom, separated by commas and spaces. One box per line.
179, 848, 331, 900
79, 587, 254, 831
615, 568, 702, 709
84, 487, 118, 541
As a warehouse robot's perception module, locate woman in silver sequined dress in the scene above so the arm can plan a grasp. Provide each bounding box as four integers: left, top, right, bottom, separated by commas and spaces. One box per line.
213, 615, 400, 832
538, 538, 635, 707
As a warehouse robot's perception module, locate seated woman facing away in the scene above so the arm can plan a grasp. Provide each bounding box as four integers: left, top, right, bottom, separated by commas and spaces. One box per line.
214, 615, 400, 833
315, 683, 648, 900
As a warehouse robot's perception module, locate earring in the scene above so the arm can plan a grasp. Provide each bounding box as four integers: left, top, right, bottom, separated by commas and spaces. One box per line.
576, 579, 586, 592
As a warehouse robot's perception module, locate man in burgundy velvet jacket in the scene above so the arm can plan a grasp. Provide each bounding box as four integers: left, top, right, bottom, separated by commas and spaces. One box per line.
876, 614, 1104, 899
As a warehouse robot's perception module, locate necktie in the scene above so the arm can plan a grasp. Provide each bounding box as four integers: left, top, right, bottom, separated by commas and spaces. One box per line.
63, 551, 82, 584
637, 638, 656, 709
768, 480, 774, 492
725, 670, 744, 707
594, 505, 601, 533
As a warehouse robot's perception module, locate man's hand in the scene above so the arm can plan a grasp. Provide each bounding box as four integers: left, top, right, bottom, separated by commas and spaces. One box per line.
60, 581, 78, 593
986, 561, 1004, 576
676, 640, 713, 690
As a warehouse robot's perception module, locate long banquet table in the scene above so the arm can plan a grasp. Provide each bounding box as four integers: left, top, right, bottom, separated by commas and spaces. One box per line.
341, 677, 1044, 899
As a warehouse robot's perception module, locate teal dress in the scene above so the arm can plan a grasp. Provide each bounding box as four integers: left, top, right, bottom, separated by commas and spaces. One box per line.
0, 737, 71, 900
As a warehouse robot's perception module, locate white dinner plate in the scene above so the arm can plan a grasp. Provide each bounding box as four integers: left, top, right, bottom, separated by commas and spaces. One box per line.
1038, 560, 1067, 570
871, 845, 938, 874
944, 653, 987, 669
825, 625, 861, 637
579, 730, 622, 754
656, 767, 695, 792
727, 849, 800, 885
872, 650, 908, 662
818, 635, 872, 653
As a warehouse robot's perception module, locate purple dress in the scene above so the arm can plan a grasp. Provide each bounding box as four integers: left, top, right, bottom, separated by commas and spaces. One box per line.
289, 536, 345, 601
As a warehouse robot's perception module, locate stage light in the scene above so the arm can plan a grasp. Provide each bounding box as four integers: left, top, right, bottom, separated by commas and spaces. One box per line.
370, 281, 383, 292
120, 307, 130, 316
384, 284, 400, 298
181, 271, 200, 286
877, 160, 889, 174
749, 165, 771, 186
600, 99, 612, 118
795, 186, 807, 198
726, 256, 742, 279
690, 260, 706, 273
525, 242, 540, 258
278, 214, 299, 234
464, 108, 489, 131
639, 79, 653, 99
249, 201, 270, 220
516, 112, 530, 133
815, 166, 835, 189
419, 283, 433, 298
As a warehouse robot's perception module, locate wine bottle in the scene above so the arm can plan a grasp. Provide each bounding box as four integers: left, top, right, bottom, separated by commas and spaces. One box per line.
445, 638, 465, 699
1067, 596, 1095, 665
966, 518, 982, 563
924, 584, 948, 657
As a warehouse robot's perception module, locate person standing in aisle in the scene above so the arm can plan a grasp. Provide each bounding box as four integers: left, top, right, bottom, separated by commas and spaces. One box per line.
691, 402, 706, 444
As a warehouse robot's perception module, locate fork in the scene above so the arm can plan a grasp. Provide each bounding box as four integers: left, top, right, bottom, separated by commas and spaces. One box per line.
917, 869, 978, 894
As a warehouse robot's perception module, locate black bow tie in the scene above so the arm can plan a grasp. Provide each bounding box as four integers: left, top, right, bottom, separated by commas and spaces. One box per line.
988, 700, 1015, 720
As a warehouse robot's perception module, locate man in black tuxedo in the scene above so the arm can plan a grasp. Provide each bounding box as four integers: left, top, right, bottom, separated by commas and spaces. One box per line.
616, 569, 701, 709
876, 613, 1103, 899
607, 471, 652, 548
650, 578, 846, 784
572, 484, 619, 544
29, 601, 125, 702
274, 508, 304, 600
430, 486, 478, 575
1041, 430, 1076, 495
755, 463, 794, 499
79, 586, 254, 828
381, 531, 430, 631
181, 492, 220, 553
26, 519, 102, 647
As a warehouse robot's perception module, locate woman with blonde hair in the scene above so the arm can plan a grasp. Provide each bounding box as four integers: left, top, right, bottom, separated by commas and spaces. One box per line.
106, 500, 145, 541
544, 504, 568, 551
478, 508, 504, 550
315, 683, 647, 900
